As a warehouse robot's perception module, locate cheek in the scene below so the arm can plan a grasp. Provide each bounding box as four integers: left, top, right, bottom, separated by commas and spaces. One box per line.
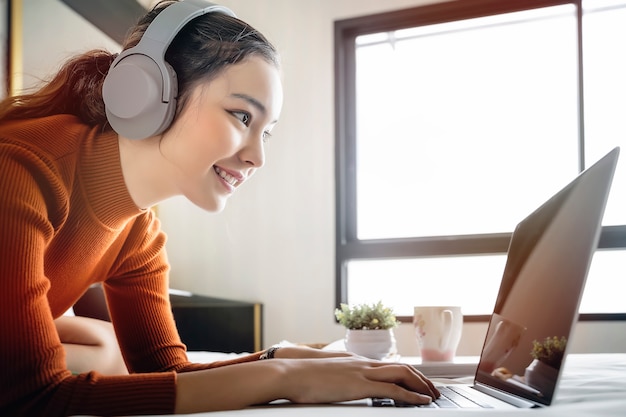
171, 114, 238, 171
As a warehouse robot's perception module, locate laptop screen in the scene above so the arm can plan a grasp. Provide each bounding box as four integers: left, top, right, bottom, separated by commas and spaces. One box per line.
474, 147, 619, 406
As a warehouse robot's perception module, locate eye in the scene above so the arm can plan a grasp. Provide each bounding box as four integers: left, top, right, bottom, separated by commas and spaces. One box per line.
231, 110, 274, 144
231, 110, 251, 127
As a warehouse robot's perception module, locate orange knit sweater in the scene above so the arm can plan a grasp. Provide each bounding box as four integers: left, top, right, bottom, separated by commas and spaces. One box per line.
0, 115, 262, 416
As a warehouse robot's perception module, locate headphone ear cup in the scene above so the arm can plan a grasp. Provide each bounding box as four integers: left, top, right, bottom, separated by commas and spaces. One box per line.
103, 54, 178, 140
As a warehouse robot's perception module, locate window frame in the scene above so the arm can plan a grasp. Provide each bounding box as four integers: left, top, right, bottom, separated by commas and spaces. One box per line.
334, 0, 626, 323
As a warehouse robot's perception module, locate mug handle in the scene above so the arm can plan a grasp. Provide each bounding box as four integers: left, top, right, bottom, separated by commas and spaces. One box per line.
440, 309, 453, 350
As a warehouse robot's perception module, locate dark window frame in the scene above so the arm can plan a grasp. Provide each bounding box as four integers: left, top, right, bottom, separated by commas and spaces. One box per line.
334, 0, 626, 323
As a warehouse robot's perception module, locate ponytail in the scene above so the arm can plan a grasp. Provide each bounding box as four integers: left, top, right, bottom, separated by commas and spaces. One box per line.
0, 50, 116, 127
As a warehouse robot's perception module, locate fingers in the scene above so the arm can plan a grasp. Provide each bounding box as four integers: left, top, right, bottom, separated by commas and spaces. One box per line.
410, 366, 440, 398
364, 362, 440, 404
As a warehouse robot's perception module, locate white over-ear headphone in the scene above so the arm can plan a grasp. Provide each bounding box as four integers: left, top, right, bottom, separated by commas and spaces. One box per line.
102, 0, 236, 140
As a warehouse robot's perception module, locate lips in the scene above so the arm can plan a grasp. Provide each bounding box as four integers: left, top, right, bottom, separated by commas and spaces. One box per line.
214, 166, 241, 187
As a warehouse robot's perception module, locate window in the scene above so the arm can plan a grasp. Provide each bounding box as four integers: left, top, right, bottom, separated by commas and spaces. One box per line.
335, 0, 626, 321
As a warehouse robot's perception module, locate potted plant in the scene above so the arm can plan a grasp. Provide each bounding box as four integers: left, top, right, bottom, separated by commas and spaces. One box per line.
334, 301, 399, 359
524, 336, 567, 395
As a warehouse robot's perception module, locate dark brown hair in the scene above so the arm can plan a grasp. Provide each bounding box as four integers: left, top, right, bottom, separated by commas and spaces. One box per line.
0, 0, 279, 130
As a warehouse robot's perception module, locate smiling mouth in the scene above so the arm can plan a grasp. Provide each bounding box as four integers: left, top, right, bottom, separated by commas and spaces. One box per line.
214, 166, 240, 187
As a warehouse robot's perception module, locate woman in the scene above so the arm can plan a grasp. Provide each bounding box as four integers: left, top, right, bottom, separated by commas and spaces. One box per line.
0, 1, 439, 415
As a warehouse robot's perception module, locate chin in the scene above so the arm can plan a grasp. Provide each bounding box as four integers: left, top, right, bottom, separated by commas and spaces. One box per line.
184, 186, 231, 212
191, 196, 228, 213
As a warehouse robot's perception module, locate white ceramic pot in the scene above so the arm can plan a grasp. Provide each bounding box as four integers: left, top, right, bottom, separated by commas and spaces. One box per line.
344, 329, 396, 360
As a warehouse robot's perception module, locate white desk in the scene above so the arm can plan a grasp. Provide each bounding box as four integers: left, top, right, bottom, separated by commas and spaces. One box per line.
174, 352, 626, 417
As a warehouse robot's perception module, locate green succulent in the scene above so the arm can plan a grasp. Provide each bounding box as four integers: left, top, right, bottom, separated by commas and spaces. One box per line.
334, 301, 399, 330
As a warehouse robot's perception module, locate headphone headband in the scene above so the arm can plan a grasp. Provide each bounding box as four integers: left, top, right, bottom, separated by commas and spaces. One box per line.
103, 0, 236, 139
112, 1, 236, 103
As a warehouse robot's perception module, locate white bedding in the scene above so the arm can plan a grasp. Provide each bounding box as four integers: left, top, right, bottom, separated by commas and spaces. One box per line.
178, 352, 626, 417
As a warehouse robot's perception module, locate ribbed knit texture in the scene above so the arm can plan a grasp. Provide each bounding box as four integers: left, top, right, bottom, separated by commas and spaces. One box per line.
0, 115, 262, 416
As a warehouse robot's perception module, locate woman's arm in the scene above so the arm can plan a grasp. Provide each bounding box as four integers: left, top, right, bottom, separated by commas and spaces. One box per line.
175, 357, 439, 413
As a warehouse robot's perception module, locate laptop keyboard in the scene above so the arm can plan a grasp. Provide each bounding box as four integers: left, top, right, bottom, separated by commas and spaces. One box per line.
372, 386, 494, 409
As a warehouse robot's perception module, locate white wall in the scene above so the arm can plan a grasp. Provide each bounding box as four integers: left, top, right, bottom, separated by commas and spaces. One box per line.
20, 0, 119, 92
18, 0, 626, 355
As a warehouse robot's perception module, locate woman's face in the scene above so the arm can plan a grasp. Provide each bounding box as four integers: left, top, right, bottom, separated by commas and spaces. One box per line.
159, 56, 283, 212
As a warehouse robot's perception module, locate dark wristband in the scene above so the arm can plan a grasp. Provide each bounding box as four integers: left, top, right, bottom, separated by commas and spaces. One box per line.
259, 346, 280, 360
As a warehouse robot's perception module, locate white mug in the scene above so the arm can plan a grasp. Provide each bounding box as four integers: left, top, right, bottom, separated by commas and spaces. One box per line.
413, 306, 463, 362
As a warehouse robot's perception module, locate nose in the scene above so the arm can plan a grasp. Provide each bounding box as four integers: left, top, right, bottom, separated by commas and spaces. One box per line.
239, 135, 265, 169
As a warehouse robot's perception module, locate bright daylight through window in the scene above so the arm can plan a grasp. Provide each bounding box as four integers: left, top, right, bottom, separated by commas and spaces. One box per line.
335, 0, 626, 320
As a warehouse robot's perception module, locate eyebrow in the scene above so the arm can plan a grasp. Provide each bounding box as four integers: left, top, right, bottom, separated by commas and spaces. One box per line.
231, 93, 279, 124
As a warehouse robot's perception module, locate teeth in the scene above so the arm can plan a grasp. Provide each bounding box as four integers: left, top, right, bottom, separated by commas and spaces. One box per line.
215, 167, 238, 186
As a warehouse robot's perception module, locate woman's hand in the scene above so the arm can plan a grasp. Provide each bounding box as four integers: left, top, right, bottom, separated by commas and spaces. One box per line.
280, 356, 440, 406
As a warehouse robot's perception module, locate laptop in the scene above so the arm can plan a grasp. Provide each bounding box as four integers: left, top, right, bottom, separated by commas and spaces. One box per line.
373, 146, 620, 409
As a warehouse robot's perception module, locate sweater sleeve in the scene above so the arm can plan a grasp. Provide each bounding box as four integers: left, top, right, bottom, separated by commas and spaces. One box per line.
103, 210, 266, 374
